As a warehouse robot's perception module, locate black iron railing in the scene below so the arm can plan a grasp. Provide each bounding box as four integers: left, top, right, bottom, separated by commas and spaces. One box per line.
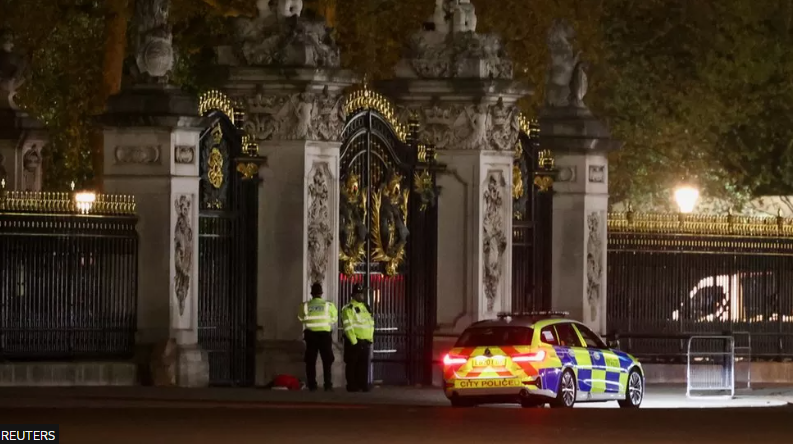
0, 191, 138, 360
607, 211, 793, 361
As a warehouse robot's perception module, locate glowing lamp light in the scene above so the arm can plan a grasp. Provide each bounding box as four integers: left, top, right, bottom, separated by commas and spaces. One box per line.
75, 192, 96, 214
674, 186, 700, 214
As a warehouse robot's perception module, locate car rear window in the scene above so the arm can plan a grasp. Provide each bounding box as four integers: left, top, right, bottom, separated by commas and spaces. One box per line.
455, 327, 534, 347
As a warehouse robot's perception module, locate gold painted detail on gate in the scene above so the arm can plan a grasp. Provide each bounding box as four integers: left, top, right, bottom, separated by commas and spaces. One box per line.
237, 162, 259, 180
371, 172, 410, 276
339, 174, 368, 276
208, 147, 224, 189
608, 211, 793, 237
344, 83, 408, 142
199, 90, 238, 124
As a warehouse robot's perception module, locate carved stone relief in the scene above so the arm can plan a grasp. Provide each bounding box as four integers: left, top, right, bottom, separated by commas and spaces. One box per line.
232, 0, 339, 68
307, 164, 333, 286
239, 87, 345, 142
115, 145, 162, 164
557, 166, 576, 183
401, 0, 513, 79
174, 145, 195, 164
482, 172, 508, 313
586, 211, 604, 323
399, 99, 519, 151
588, 165, 605, 183
173, 194, 193, 317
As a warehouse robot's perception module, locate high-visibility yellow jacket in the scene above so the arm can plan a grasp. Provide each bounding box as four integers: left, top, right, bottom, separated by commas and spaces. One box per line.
341, 300, 374, 345
298, 298, 338, 332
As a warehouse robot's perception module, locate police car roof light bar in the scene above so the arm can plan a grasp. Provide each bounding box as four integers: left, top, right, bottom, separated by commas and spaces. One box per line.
496, 311, 569, 319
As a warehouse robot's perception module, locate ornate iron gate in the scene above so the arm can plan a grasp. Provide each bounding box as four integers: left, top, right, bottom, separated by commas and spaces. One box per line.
338, 86, 440, 385
512, 118, 555, 312
197, 93, 261, 386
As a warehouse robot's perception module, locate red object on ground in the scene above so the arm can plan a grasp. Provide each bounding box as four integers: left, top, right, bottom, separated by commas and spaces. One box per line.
271, 374, 302, 391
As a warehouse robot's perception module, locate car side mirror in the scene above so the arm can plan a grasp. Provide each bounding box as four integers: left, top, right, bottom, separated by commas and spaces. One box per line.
607, 339, 620, 349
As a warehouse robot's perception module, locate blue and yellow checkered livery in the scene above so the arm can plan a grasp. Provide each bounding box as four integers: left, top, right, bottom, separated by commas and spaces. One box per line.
442, 315, 644, 408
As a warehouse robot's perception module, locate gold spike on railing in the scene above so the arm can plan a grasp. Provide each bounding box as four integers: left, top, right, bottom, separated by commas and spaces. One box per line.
0, 191, 136, 216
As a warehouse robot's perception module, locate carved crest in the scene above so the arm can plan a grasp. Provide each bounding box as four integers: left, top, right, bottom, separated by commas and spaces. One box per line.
339, 174, 368, 276
371, 172, 410, 276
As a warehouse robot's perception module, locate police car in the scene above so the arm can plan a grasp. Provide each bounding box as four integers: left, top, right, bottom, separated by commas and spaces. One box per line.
442, 312, 644, 408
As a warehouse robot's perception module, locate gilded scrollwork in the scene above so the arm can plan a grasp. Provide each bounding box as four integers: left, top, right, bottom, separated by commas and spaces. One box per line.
339, 174, 368, 276
371, 172, 410, 276
413, 170, 437, 212
200, 122, 229, 209
207, 148, 224, 189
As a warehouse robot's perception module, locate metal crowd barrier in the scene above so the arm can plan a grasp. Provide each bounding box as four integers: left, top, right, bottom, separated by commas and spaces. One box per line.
686, 335, 735, 399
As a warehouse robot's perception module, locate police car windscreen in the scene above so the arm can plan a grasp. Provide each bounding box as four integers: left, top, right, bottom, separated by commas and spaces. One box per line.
455, 327, 534, 347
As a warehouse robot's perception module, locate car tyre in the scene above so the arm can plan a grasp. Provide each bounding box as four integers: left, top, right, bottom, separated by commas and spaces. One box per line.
520, 399, 543, 408
450, 398, 474, 408
551, 369, 577, 409
618, 369, 644, 409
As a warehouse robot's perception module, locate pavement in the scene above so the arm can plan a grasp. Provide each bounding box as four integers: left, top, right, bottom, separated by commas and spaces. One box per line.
1, 385, 792, 443
0, 384, 790, 409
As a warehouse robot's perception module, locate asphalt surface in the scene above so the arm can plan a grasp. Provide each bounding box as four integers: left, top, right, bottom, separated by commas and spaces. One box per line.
3, 402, 793, 444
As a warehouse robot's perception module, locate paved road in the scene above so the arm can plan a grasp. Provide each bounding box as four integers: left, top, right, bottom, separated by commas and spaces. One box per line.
4, 403, 793, 444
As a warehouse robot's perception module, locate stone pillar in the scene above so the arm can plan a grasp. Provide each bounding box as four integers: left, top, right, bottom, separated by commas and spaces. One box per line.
381, 0, 530, 386
383, 0, 528, 330
539, 108, 619, 335
101, 86, 208, 386
255, 137, 343, 386
215, 0, 356, 386
538, 19, 621, 335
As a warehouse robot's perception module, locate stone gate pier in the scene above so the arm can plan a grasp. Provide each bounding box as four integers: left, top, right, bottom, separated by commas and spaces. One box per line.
380, 0, 529, 383
215, 1, 357, 387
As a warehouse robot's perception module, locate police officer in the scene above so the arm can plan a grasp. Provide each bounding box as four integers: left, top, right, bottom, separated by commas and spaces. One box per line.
298, 283, 338, 392
341, 284, 374, 392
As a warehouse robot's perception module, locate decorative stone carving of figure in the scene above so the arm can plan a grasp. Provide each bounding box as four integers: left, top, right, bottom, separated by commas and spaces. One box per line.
21, 145, 42, 191
456, 104, 491, 150
0, 32, 27, 110
569, 60, 589, 108
291, 93, 314, 139
173, 195, 193, 317
431, 0, 449, 34
545, 19, 580, 108
452, 0, 477, 33
277, 0, 303, 17
133, 0, 174, 83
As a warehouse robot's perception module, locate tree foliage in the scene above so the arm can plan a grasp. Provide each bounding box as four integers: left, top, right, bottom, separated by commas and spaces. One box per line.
4, 0, 793, 209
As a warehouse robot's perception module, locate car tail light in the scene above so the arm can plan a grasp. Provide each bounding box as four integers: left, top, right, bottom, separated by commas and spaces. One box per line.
512, 350, 546, 363
443, 354, 467, 366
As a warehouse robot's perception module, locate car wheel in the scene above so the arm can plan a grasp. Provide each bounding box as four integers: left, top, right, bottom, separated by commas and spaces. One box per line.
520, 399, 543, 408
618, 369, 644, 409
450, 398, 474, 408
551, 369, 577, 408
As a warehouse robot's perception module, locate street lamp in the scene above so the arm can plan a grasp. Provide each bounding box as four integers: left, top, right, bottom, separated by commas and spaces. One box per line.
674, 185, 699, 214
74, 191, 96, 214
